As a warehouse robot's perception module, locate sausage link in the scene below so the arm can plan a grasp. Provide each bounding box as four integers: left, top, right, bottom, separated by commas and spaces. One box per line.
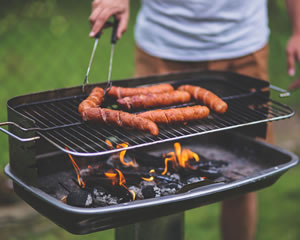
82, 108, 159, 136
117, 90, 191, 110
178, 85, 228, 113
107, 83, 174, 98
78, 87, 104, 114
137, 105, 210, 124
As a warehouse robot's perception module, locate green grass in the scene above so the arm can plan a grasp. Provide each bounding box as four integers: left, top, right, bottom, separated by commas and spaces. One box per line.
1, 1, 300, 240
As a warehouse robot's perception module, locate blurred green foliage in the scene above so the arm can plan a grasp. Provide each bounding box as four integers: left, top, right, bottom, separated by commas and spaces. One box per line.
0, 0, 139, 170
0, 1, 299, 239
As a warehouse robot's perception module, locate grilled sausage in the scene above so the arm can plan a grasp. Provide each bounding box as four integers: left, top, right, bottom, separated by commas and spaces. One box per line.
117, 91, 191, 110
137, 105, 210, 124
178, 85, 228, 113
78, 87, 104, 115
107, 83, 174, 99
82, 108, 159, 136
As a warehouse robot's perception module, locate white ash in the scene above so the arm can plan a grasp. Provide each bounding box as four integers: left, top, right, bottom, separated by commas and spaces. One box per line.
93, 188, 118, 206
153, 186, 161, 197
160, 187, 177, 196
170, 173, 180, 182
85, 194, 93, 207
186, 177, 203, 184
140, 180, 157, 187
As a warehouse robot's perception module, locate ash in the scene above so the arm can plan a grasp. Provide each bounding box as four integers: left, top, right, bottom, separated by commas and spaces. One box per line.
93, 188, 118, 206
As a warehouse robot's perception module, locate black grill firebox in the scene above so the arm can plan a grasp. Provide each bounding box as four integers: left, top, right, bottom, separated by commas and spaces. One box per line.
4, 132, 298, 234
1, 71, 298, 236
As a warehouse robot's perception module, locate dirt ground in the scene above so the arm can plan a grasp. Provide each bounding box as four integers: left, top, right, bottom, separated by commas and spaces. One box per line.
0, 112, 299, 238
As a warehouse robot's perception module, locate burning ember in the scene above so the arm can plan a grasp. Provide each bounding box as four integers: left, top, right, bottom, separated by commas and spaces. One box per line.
142, 169, 155, 182
62, 142, 228, 208
105, 169, 126, 188
162, 142, 200, 175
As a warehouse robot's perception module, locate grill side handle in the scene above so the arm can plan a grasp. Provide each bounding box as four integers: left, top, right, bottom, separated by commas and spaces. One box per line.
0, 122, 40, 142
269, 84, 291, 97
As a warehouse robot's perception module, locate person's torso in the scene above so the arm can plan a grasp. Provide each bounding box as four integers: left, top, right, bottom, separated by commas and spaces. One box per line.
135, 0, 269, 61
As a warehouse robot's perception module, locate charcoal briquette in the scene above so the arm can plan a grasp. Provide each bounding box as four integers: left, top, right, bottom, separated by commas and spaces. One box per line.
66, 191, 92, 207
142, 185, 156, 199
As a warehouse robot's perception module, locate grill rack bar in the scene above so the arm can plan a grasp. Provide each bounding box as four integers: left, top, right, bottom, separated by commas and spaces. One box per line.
22, 96, 293, 157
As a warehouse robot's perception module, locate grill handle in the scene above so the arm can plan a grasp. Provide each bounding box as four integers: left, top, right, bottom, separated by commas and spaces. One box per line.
269, 84, 291, 97
0, 122, 40, 142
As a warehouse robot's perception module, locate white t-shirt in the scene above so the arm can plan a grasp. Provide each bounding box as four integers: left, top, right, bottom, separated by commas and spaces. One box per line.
135, 0, 269, 61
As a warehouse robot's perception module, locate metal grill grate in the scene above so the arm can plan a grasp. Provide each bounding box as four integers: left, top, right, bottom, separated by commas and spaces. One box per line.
14, 90, 294, 157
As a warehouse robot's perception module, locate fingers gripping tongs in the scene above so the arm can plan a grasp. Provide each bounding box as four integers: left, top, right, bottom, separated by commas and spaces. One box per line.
82, 17, 119, 94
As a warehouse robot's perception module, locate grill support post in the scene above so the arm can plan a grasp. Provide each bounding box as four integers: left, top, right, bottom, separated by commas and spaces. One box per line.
115, 212, 184, 240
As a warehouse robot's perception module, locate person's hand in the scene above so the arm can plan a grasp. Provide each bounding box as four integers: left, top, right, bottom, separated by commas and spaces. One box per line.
286, 33, 300, 76
89, 0, 130, 39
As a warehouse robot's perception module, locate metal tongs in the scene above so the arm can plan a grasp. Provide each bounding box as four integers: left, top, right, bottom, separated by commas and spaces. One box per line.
82, 17, 119, 93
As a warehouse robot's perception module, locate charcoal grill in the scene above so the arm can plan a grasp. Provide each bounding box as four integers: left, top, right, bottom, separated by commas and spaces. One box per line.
1, 70, 298, 236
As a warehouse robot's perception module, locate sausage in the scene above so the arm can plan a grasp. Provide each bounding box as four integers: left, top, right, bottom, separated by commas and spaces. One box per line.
82, 108, 159, 136
117, 91, 191, 110
137, 105, 210, 124
78, 87, 104, 115
107, 83, 174, 98
177, 85, 228, 113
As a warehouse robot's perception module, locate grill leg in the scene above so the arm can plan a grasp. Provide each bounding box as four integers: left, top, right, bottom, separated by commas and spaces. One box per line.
115, 212, 184, 240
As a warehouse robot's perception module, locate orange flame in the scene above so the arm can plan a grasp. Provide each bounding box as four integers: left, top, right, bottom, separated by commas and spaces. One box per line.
105, 168, 135, 200
142, 169, 156, 181
185, 148, 199, 162
65, 147, 86, 188
174, 142, 182, 166
104, 169, 127, 188
104, 171, 118, 185
105, 139, 114, 149
162, 143, 200, 174
115, 168, 126, 187
162, 152, 177, 175
105, 140, 137, 167
142, 176, 155, 182
116, 142, 137, 168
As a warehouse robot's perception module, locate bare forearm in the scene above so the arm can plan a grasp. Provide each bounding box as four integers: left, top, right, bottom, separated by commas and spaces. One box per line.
286, 0, 300, 35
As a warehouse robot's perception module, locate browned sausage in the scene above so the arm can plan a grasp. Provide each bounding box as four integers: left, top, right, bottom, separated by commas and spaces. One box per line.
78, 87, 104, 115
137, 105, 210, 124
107, 83, 174, 98
178, 85, 228, 113
117, 91, 191, 110
82, 108, 159, 136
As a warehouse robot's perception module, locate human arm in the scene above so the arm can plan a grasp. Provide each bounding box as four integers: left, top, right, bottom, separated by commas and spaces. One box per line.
285, 0, 300, 76
89, 0, 130, 39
